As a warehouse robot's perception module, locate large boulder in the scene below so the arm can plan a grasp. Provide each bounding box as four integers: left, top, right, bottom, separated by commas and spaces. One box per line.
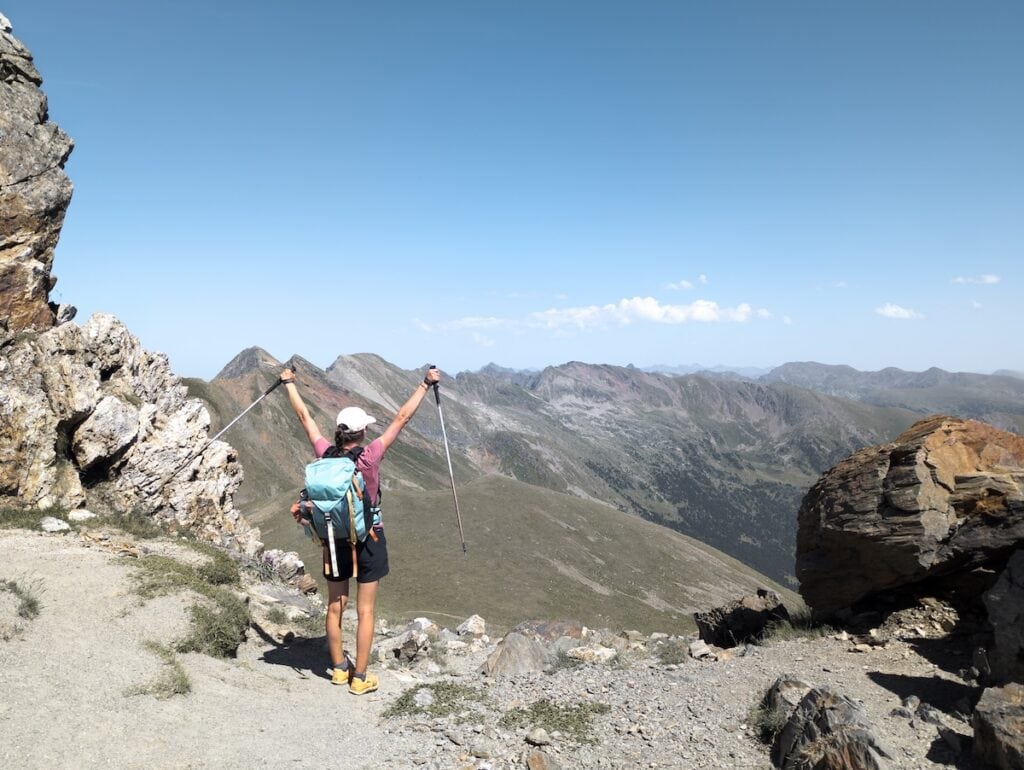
973, 684, 1024, 770
694, 589, 790, 648
797, 416, 1024, 611
0, 13, 73, 333
984, 550, 1024, 685
770, 683, 890, 770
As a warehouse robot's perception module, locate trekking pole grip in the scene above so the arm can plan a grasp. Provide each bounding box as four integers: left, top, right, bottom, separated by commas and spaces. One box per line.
426, 364, 441, 405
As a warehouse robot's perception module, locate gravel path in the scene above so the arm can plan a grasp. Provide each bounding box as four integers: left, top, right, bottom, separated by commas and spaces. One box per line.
0, 529, 985, 769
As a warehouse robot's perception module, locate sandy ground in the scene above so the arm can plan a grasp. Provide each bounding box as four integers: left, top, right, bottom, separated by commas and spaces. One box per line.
0, 530, 414, 770
0, 528, 988, 770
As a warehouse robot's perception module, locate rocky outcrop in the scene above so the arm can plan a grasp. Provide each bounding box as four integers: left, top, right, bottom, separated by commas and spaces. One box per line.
797, 416, 1024, 611
0, 312, 260, 555
973, 684, 1024, 770
694, 588, 790, 648
984, 550, 1024, 685
765, 677, 890, 770
0, 13, 73, 333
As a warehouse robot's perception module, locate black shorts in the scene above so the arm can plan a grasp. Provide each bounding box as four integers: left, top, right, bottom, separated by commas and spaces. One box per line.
322, 528, 389, 584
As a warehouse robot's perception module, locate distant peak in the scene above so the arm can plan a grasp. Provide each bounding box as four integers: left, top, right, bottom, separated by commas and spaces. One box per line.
214, 347, 281, 380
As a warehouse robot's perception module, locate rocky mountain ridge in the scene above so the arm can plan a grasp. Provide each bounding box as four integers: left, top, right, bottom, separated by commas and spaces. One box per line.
211, 348, 939, 584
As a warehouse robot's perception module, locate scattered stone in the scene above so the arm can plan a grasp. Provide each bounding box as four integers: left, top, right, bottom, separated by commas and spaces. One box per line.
377, 629, 430, 663
525, 727, 552, 746
688, 640, 712, 659
67, 508, 96, 522
456, 614, 486, 637
565, 644, 617, 664
40, 516, 70, 533
480, 632, 548, 677
413, 689, 435, 708
525, 749, 561, 770
916, 703, 944, 726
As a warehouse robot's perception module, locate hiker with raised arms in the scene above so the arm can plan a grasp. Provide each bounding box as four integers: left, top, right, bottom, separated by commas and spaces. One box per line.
280, 365, 441, 695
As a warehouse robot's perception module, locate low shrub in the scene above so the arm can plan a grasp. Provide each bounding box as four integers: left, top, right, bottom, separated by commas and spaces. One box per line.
500, 698, 611, 744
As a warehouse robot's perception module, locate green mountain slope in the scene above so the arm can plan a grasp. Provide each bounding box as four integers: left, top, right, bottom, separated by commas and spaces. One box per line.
190, 352, 1024, 593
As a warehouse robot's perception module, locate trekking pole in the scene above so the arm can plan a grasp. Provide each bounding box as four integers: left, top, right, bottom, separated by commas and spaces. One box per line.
156, 362, 296, 493
429, 366, 467, 553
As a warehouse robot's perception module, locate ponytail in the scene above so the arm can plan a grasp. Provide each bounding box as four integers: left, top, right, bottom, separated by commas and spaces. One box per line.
334, 426, 365, 447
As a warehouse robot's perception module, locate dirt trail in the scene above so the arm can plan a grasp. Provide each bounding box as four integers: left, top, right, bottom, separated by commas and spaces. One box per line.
0, 530, 412, 769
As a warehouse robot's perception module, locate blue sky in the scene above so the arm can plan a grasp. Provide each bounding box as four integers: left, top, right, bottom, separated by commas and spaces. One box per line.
6, 1, 1022, 378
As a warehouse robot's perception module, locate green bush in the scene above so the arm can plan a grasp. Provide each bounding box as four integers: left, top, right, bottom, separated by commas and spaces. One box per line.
1, 577, 42, 619
128, 641, 192, 698
383, 681, 486, 719
129, 547, 250, 658
177, 592, 250, 658
0, 506, 66, 531
500, 698, 611, 744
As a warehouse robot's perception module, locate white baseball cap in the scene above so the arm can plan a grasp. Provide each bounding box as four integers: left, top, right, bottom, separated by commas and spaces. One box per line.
335, 406, 376, 431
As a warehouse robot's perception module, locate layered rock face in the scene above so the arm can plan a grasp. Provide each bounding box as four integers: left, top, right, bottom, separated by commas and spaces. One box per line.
0, 17, 260, 556
0, 312, 261, 554
797, 415, 1024, 611
0, 13, 73, 333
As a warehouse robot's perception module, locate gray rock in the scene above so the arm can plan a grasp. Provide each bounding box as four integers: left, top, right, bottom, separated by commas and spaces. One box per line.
72, 395, 140, 471
40, 516, 70, 532
525, 727, 552, 746
480, 631, 549, 676
688, 640, 712, 659
456, 613, 486, 636
524, 750, 562, 770
413, 689, 435, 708
377, 629, 430, 663
973, 684, 1024, 770
694, 588, 790, 648
0, 18, 74, 333
798, 416, 1024, 611
772, 686, 890, 770
984, 550, 1024, 684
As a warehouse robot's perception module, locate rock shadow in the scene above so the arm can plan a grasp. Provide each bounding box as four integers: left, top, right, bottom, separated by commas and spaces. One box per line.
866, 670, 976, 716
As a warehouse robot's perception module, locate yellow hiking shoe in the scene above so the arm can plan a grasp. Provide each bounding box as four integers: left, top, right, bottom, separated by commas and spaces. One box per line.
348, 672, 379, 695
331, 652, 354, 686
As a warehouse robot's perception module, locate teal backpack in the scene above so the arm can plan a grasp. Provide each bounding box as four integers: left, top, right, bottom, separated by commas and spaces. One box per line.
300, 447, 381, 579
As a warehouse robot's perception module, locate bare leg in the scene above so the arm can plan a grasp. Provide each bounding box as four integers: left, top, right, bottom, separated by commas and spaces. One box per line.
326, 578, 350, 667
354, 579, 379, 673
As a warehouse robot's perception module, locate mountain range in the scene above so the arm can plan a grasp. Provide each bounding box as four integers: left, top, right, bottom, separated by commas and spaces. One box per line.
184, 353, 1024, 629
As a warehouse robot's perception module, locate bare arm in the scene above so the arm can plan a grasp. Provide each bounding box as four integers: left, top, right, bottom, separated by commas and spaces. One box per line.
377, 367, 441, 452
281, 368, 325, 450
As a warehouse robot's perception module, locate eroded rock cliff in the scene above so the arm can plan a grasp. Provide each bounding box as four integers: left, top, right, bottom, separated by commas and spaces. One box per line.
797, 415, 1024, 612
0, 12, 73, 333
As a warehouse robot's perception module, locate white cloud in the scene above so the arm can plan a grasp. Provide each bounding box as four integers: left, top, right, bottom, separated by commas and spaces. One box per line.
756, 308, 773, 319
783, 315, 793, 325
953, 274, 1001, 285
445, 315, 513, 331
972, 301, 984, 310
698, 274, 708, 284
471, 332, 495, 347
875, 303, 924, 320
529, 297, 753, 329
666, 279, 694, 290
412, 318, 433, 332
832, 280, 848, 289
